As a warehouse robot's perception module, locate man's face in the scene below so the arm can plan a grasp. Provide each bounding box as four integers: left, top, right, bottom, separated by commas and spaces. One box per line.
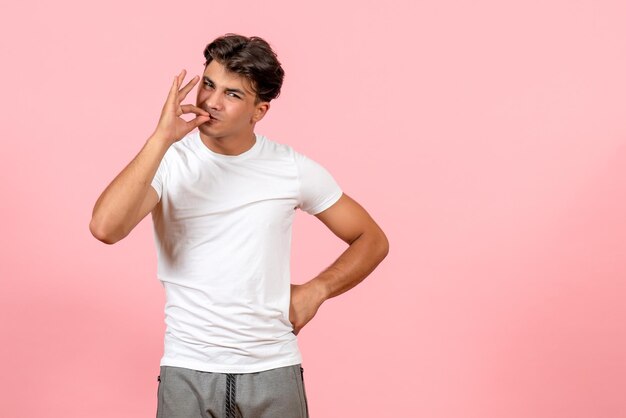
196, 59, 268, 141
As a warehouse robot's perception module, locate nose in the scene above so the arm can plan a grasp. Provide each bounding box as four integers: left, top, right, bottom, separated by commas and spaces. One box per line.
204, 90, 223, 111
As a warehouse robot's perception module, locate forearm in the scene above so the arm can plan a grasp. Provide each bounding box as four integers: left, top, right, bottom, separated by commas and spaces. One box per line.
308, 230, 389, 303
90, 133, 170, 242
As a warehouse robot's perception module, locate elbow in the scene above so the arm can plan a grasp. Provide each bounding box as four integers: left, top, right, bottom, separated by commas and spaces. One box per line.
361, 227, 389, 260
378, 231, 390, 259
89, 217, 121, 245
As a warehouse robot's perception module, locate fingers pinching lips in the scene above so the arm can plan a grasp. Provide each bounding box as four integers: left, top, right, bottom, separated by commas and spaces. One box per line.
180, 104, 209, 116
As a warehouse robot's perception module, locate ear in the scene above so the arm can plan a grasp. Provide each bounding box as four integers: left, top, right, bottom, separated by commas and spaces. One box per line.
252, 101, 270, 123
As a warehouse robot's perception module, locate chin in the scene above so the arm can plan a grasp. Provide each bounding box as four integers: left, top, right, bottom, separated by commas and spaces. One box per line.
199, 124, 225, 139
199, 124, 215, 134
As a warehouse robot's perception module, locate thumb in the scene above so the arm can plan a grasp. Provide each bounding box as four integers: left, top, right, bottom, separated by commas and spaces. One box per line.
187, 115, 211, 130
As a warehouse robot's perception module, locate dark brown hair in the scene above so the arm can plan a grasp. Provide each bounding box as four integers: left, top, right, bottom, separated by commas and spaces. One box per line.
203, 34, 284, 103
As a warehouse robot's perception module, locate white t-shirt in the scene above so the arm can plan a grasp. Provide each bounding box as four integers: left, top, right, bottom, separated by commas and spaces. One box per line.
150, 130, 343, 373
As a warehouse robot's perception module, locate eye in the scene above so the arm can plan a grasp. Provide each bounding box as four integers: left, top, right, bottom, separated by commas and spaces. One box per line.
203, 80, 214, 89
227, 92, 241, 99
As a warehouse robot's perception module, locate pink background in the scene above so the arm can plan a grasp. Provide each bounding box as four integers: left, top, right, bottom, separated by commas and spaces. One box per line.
1, 0, 625, 417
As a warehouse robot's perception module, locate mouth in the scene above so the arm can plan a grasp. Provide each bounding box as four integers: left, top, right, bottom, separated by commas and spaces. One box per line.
200, 115, 218, 126
203, 110, 219, 121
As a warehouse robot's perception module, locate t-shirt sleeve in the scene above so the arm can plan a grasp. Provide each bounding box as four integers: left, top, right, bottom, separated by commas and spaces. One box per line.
150, 152, 170, 201
294, 150, 343, 215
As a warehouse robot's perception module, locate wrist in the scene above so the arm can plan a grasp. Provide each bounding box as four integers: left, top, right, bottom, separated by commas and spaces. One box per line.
148, 131, 174, 148
307, 277, 330, 305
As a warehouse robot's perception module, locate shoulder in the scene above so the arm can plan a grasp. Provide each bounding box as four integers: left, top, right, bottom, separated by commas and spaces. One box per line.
258, 134, 296, 159
259, 136, 327, 176
162, 132, 199, 164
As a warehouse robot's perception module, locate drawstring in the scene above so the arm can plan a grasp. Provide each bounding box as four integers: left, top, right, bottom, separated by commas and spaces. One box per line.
225, 374, 237, 418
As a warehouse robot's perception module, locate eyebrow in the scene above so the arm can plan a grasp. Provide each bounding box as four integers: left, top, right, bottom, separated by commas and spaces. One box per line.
203, 76, 247, 96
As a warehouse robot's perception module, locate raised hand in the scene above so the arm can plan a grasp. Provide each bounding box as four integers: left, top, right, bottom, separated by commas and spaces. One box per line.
153, 69, 210, 144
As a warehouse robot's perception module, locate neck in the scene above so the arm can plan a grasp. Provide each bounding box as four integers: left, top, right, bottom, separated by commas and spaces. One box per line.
198, 130, 256, 156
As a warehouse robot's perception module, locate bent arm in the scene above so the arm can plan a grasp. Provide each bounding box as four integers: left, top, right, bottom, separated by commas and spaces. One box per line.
89, 133, 170, 245
309, 193, 390, 302
288, 193, 389, 334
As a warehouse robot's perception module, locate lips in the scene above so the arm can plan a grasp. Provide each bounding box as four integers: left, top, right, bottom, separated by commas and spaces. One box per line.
203, 109, 220, 121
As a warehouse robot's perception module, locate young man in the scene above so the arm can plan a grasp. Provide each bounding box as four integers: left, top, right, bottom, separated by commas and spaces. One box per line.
90, 34, 389, 418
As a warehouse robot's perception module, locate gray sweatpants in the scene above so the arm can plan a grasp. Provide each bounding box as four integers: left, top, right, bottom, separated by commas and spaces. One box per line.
156, 364, 310, 418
